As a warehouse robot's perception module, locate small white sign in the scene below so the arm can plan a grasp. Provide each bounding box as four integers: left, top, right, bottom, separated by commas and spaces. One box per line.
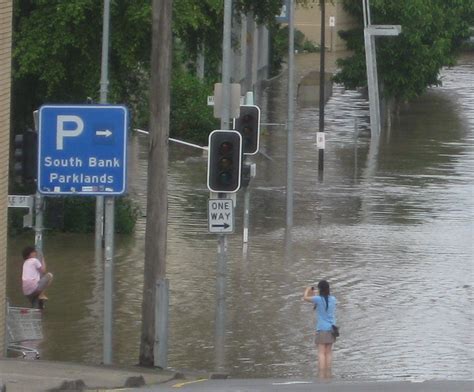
316, 132, 326, 149
208, 199, 234, 234
8, 195, 34, 209
329, 16, 336, 27
207, 95, 245, 107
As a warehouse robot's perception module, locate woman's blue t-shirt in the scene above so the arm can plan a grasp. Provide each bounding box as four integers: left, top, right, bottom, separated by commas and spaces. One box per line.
311, 295, 336, 331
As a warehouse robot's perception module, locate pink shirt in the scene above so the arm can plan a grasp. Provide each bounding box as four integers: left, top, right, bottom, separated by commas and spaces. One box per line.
22, 257, 42, 295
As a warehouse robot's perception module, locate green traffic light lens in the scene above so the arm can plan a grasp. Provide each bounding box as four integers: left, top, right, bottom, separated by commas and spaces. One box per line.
219, 172, 232, 185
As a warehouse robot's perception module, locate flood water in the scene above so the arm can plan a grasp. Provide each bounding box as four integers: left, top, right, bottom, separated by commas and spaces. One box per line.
7, 53, 473, 381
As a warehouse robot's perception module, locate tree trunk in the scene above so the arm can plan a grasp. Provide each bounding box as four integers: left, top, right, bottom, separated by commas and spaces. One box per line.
139, 0, 172, 367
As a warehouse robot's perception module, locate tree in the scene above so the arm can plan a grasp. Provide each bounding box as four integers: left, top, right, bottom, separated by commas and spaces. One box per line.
334, 0, 474, 104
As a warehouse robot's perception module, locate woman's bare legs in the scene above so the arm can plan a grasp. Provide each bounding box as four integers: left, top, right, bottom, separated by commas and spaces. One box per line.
318, 343, 334, 378
318, 344, 327, 371
325, 343, 333, 369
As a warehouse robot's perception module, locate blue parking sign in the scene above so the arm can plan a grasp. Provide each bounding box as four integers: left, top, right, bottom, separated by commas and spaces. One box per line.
38, 105, 128, 196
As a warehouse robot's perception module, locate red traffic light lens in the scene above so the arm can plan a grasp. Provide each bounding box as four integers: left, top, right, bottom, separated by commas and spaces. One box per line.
219, 142, 233, 154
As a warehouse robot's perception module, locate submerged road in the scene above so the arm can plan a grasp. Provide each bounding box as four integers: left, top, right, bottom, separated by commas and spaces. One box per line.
138, 378, 474, 392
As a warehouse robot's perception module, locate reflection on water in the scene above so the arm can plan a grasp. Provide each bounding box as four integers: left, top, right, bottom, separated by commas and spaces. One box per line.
7, 54, 474, 381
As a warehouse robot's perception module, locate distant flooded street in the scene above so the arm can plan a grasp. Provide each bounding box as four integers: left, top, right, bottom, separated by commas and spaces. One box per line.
7, 53, 473, 381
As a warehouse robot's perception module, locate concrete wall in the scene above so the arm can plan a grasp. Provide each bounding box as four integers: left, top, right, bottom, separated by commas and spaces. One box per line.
0, 0, 12, 356
295, 0, 356, 52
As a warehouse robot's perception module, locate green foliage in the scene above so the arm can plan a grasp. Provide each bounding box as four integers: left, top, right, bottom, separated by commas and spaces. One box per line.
62, 196, 138, 234
170, 69, 218, 145
335, 0, 474, 102
8, 196, 138, 235
12, 0, 152, 130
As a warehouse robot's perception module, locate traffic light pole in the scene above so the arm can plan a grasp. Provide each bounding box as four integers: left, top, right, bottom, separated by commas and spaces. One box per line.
214, 0, 232, 373
242, 91, 254, 244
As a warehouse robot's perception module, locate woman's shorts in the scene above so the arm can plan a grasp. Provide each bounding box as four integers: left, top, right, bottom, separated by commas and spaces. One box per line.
315, 330, 335, 344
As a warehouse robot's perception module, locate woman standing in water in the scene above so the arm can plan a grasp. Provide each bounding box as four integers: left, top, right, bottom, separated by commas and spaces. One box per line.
303, 280, 337, 375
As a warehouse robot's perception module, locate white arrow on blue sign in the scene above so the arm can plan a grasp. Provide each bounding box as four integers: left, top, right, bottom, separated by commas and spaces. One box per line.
38, 105, 128, 196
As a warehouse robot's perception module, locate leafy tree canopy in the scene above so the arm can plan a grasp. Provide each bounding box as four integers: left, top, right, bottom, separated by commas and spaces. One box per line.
12, 0, 292, 131
334, 0, 474, 102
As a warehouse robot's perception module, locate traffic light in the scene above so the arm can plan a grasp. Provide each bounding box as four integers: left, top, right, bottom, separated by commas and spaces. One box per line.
13, 129, 38, 184
233, 105, 260, 155
207, 130, 242, 193
13, 133, 25, 182
23, 129, 38, 182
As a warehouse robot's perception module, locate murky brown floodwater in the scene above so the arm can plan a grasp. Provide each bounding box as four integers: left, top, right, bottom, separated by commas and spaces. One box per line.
7, 53, 473, 381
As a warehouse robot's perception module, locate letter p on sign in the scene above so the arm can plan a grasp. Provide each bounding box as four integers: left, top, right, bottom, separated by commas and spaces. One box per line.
56, 115, 84, 150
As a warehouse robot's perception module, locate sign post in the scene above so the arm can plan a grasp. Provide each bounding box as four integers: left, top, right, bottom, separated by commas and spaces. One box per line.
38, 104, 128, 365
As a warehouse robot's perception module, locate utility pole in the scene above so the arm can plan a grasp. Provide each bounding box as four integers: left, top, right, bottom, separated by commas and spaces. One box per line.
139, 0, 172, 367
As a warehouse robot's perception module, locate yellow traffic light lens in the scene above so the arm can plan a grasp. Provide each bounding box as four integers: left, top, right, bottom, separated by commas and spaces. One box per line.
219, 157, 232, 169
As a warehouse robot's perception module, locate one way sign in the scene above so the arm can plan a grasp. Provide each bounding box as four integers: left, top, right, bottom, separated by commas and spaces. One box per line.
208, 199, 234, 234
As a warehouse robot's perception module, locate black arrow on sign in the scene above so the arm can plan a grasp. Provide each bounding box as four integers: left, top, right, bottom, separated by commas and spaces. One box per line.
212, 223, 230, 229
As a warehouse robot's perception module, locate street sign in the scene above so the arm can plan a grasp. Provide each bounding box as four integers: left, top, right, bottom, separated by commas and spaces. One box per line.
329, 16, 336, 27
38, 105, 128, 196
316, 132, 326, 150
8, 194, 34, 208
208, 199, 234, 234
276, 0, 290, 23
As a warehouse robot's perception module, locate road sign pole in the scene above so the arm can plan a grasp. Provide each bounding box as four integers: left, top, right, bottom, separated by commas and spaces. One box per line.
215, 229, 227, 371
34, 192, 44, 254
103, 196, 114, 365
214, 0, 232, 372
98, 0, 115, 365
243, 91, 254, 244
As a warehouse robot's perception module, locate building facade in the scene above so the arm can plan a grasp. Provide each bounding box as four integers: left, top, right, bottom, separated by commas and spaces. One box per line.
0, 0, 12, 356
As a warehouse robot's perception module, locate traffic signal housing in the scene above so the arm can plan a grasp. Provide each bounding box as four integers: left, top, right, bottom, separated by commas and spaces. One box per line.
207, 130, 242, 193
13, 129, 38, 184
233, 105, 260, 155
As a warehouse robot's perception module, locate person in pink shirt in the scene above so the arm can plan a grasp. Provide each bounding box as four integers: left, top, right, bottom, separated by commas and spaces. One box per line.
22, 246, 53, 309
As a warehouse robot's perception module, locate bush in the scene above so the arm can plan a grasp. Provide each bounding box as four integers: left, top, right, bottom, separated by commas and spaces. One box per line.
170, 69, 219, 145
8, 195, 139, 235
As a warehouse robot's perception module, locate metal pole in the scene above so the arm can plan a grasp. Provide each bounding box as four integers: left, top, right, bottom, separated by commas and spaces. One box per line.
286, 0, 295, 230
96, 0, 111, 256
34, 192, 43, 254
243, 91, 254, 244
221, 0, 232, 130
318, 0, 326, 181
154, 278, 169, 368
103, 196, 114, 364
99, 0, 114, 365
215, 0, 232, 372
